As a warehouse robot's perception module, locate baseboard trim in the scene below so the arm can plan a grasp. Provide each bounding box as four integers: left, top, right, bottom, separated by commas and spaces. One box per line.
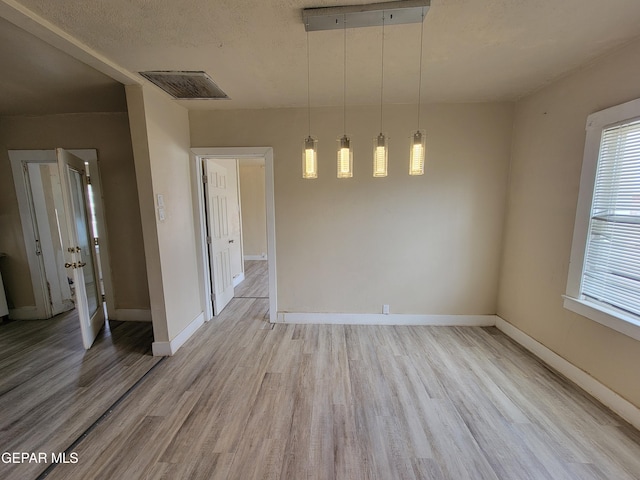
8, 306, 42, 320
495, 316, 640, 431
277, 312, 497, 326
152, 311, 205, 357
111, 308, 152, 322
244, 255, 267, 261
233, 273, 245, 288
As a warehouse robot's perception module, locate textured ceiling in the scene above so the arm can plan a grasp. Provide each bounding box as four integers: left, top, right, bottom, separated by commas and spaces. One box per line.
3, 0, 640, 111
0, 16, 126, 115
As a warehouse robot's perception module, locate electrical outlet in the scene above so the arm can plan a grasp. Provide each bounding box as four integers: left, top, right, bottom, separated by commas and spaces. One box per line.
382, 304, 390, 315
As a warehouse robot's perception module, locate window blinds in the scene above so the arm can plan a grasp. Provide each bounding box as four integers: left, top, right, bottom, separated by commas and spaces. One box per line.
582, 118, 640, 317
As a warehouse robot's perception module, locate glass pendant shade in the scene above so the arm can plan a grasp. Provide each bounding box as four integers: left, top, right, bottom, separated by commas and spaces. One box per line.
302, 136, 318, 179
373, 133, 388, 177
337, 135, 353, 178
409, 130, 426, 176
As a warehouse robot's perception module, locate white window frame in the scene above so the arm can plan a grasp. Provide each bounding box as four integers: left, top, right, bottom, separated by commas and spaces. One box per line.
564, 98, 640, 342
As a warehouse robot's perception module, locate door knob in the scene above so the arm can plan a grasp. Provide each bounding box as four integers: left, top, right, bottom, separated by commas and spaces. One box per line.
77, 262, 87, 267
229, 239, 234, 244
64, 262, 76, 269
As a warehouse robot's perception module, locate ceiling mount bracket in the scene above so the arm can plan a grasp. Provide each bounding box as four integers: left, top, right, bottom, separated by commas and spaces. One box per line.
303, 0, 429, 31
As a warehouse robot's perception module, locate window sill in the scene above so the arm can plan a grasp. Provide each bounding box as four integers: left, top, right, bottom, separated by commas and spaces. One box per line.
563, 295, 640, 342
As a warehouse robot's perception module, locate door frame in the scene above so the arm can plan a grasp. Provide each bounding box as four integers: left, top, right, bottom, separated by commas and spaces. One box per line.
8, 149, 115, 320
191, 147, 277, 323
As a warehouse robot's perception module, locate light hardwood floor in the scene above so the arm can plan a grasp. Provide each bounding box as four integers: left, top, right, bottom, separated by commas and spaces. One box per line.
0, 310, 160, 480
32, 298, 640, 480
234, 260, 268, 298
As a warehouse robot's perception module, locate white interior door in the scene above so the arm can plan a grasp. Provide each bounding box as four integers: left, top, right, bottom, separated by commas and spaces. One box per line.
211, 158, 243, 283
26, 163, 74, 317
204, 159, 235, 314
56, 148, 105, 349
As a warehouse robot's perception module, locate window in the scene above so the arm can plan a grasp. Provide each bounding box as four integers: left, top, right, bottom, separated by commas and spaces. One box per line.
564, 98, 640, 341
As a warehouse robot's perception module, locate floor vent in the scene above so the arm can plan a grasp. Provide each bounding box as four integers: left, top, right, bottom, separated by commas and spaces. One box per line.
139, 71, 229, 100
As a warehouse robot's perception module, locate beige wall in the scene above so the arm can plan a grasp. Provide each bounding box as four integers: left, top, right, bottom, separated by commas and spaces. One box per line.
0, 112, 149, 312
126, 85, 202, 342
191, 103, 514, 314
239, 162, 267, 258
498, 37, 640, 408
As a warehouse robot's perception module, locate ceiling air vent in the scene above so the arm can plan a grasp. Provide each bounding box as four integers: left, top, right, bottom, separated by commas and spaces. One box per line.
139, 71, 229, 100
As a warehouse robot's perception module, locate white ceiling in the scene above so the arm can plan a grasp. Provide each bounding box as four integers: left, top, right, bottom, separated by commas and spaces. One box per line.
3, 0, 640, 113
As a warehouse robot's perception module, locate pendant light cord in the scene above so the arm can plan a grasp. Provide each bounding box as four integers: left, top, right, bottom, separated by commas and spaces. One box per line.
380, 13, 385, 133
343, 13, 347, 135
417, 9, 425, 129
306, 28, 311, 137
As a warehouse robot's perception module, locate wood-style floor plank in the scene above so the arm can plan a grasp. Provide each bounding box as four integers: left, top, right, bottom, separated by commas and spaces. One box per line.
234, 260, 269, 298
0, 310, 159, 480
6, 298, 640, 479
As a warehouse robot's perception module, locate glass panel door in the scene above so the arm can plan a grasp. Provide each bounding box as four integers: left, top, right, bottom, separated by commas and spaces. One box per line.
69, 168, 99, 317
56, 148, 105, 349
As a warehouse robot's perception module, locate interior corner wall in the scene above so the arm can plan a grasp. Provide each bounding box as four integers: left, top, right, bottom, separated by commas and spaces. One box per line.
126, 85, 202, 343
190, 103, 514, 315
498, 37, 640, 408
0, 112, 149, 314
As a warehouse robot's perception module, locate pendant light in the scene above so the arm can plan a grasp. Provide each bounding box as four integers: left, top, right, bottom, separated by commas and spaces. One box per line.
337, 14, 353, 179
410, 9, 426, 176
373, 12, 388, 178
302, 28, 318, 179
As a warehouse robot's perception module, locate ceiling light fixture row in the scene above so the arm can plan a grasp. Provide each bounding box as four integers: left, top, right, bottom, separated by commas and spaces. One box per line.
302, 1, 429, 179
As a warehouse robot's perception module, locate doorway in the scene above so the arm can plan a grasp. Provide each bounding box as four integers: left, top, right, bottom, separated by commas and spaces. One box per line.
191, 147, 277, 323
9, 149, 113, 348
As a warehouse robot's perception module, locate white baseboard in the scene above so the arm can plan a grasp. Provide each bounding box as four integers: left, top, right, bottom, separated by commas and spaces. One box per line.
277, 312, 497, 326
244, 255, 267, 261
152, 311, 205, 357
111, 308, 152, 322
8, 306, 42, 320
233, 272, 245, 288
495, 316, 640, 431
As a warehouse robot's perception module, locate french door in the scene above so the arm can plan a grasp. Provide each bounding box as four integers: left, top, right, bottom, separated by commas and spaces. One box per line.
56, 148, 105, 349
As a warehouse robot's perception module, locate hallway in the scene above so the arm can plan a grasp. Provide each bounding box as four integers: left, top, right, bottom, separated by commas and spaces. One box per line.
234, 260, 268, 299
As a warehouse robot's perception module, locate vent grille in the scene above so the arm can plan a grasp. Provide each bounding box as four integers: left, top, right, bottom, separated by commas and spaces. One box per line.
139, 71, 229, 100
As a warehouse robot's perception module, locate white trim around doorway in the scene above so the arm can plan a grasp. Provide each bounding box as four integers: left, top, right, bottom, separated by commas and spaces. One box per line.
8, 149, 116, 320
190, 147, 277, 323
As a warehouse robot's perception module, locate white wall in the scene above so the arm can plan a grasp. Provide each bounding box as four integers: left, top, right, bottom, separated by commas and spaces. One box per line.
126, 85, 203, 344
498, 37, 640, 408
239, 161, 267, 258
190, 103, 514, 315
